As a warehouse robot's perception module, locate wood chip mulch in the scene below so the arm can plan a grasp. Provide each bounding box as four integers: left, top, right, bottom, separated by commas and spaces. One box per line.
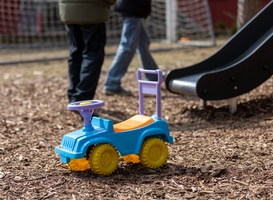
1, 70, 273, 199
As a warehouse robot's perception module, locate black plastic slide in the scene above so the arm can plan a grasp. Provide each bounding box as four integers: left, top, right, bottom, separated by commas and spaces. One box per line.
165, 1, 273, 101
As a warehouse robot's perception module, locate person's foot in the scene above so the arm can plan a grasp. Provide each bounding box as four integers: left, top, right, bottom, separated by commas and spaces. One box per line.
102, 87, 132, 96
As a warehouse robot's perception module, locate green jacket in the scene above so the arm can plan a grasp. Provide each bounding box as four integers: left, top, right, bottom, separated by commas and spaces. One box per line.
59, 0, 116, 24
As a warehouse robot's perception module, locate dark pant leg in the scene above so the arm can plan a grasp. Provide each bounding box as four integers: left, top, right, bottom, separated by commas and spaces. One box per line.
65, 23, 106, 103
76, 23, 106, 101
65, 24, 84, 103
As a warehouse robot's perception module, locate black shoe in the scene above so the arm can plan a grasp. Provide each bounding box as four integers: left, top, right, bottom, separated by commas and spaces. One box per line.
102, 87, 132, 96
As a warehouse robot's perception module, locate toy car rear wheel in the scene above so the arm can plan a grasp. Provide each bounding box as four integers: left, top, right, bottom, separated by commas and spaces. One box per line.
89, 144, 119, 175
140, 138, 168, 169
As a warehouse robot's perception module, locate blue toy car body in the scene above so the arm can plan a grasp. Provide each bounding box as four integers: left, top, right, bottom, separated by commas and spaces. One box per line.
55, 69, 173, 175
55, 115, 173, 163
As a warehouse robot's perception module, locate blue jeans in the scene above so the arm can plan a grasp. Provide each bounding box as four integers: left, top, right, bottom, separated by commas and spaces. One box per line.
65, 23, 106, 103
104, 17, 158, 91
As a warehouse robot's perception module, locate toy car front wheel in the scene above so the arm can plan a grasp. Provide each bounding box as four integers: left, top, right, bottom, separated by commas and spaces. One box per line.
89, 144, 119, 175
140, 138, 168, 169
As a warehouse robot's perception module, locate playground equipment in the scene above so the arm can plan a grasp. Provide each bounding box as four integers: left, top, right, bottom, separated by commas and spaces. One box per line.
165, 1, 273, 114
55, 69, 173, 175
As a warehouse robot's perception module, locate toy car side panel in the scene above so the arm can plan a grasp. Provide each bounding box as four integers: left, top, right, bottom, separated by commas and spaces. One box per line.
107, 120, 173, 156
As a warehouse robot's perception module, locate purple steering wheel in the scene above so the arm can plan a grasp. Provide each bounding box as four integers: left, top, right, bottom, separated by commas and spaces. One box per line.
67, 100, 104, 127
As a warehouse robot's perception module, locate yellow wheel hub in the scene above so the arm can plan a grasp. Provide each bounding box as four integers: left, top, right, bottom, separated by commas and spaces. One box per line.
140, 138, 168, 169
89, 144, 119, 175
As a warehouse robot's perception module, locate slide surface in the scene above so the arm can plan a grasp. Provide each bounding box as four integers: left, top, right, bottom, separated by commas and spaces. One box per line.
165, 1, 273, 101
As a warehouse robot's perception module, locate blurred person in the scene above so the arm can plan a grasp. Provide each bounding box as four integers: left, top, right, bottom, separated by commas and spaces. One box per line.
58, 0, 116, 104
103, 0, 159, 96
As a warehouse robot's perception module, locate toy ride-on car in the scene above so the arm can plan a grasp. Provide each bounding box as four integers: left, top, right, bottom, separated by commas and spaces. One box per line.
55, 68, 174, 175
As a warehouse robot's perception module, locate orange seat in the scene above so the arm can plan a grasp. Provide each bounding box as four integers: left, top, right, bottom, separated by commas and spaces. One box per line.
114, 115, 154, 132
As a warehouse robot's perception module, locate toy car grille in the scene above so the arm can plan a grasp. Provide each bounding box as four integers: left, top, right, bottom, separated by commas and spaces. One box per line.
62, 137, 75, 150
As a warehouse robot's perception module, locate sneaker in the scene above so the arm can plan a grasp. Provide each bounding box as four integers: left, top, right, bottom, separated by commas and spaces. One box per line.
103, 87, 132, 96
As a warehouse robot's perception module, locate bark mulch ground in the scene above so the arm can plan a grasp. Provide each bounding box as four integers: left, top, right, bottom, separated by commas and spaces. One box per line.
1, 54, 273, 199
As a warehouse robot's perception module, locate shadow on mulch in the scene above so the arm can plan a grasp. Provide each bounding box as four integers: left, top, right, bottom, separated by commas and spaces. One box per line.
66, 162, 228, 184
187, 96, 273, 121
99, 109, 132, 124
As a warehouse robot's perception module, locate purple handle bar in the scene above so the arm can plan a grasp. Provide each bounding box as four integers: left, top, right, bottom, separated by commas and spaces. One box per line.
137, 68, 163, 119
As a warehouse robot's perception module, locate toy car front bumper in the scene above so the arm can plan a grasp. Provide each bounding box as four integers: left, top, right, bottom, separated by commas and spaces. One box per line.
55, 146, 83, 163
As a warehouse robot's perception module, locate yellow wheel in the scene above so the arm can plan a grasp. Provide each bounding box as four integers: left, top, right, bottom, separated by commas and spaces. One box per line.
122, 154, 140, 164
67, 158, 90, 171
140, 138, 168, 169
89, 144, 119, 175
